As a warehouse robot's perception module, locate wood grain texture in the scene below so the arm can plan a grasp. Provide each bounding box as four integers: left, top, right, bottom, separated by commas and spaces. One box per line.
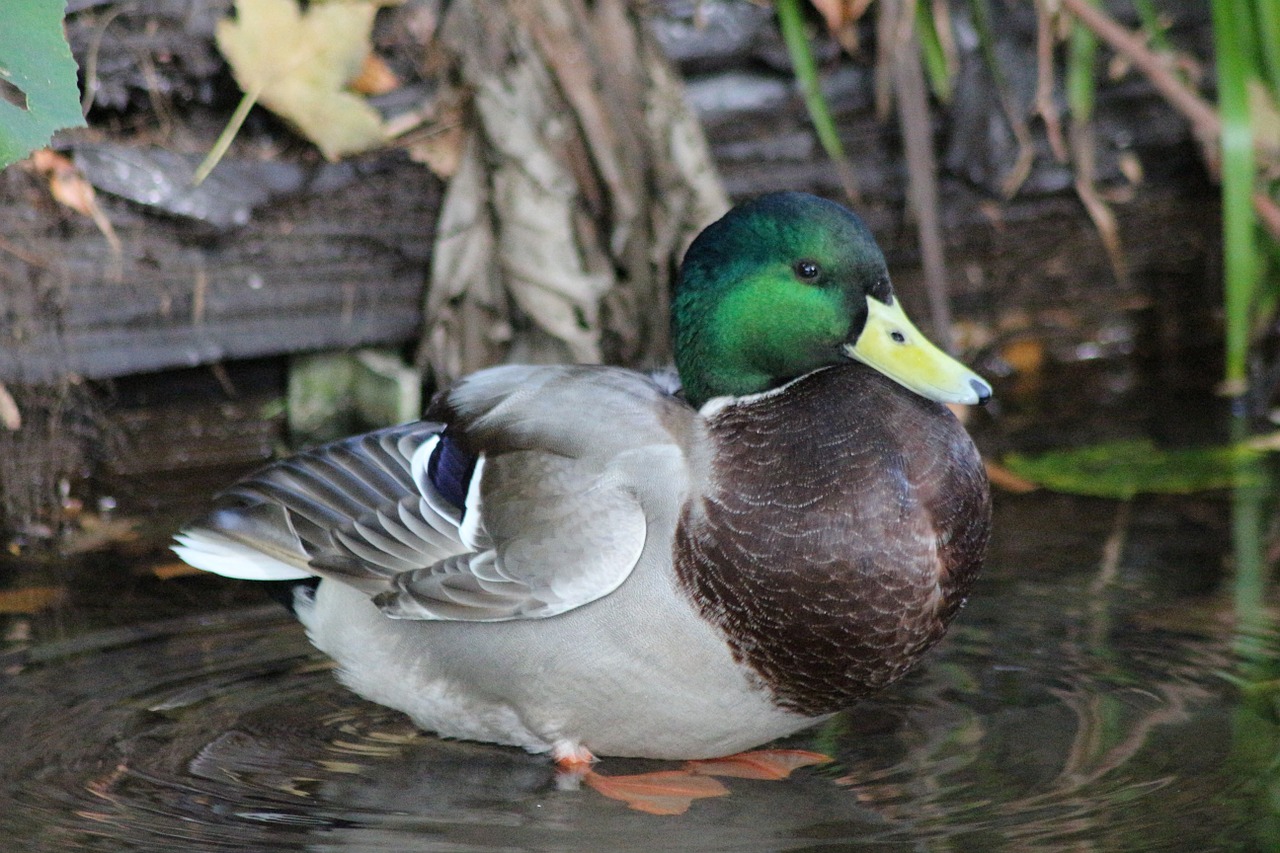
0, 157, 439, 382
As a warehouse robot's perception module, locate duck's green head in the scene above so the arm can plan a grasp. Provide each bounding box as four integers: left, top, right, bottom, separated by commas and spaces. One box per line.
673, 192, 991, 409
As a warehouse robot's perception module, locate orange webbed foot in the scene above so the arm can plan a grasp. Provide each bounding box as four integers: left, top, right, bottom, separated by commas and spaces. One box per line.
581, 768, 729, 815
553, 743, 729, 815
552, 744, 828, 815
685, 748, 832, 780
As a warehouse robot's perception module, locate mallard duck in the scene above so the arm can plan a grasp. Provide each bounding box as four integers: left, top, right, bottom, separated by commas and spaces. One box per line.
174, 192, 991, 787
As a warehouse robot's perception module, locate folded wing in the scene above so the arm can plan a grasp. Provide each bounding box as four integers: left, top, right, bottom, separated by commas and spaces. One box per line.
174, 365, 681, 622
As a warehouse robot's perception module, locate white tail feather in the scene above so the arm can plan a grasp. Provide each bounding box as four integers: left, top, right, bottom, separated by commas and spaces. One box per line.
172, 531, 314, 581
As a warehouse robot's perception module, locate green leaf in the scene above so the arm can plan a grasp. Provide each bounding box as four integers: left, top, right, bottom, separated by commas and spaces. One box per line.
0, 0, 86, 169
776, 0, 858, 201
1002, 439, 1265, 499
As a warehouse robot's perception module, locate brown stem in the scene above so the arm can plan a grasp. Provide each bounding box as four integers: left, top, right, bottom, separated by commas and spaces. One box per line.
1071, 119, 1129, 287
1034, 0, 1069, 162
1057, 0, 1221, 150
1255, 191, 1280, 243
1059, 0, 1280, 244
892, 3, 955, 351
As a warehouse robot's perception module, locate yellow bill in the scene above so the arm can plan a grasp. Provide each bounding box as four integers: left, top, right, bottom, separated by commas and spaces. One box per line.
844, 296, 991, 405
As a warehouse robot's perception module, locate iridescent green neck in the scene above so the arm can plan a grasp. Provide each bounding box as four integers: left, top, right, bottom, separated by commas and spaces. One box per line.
673, 273, 850, 408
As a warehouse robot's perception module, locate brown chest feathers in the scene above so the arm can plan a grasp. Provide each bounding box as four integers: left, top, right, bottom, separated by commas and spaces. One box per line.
674, 363, 991, 717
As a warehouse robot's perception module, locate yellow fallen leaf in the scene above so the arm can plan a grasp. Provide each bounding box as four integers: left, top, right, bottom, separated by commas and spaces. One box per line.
61, 516, 140, 555
0, 381, 19, 430
216, 0, 387, 160
350, 53, 400, 96
984, 459, 1040, 494
31, 149, 97, 216
29, 149, 123, 279
808, 0, 873, 51
151, 561, 207, 580
809, 0, 874, 31
0, 586, 66, 614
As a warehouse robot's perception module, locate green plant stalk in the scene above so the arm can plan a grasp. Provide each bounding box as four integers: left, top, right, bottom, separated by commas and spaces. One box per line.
916, 0, 953, 103
1213, 0, 1261, 391
776, 0, 858, 201
1229, 415, 1269, 664
1066, 1, 1099, 123
193, 86, 261, 186
1233, 0, 1263, 82
776, 0, 830, 151
1256, 0, 1280, 95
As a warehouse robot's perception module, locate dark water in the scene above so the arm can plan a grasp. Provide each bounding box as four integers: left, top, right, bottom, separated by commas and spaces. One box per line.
2, 365, 1278, 852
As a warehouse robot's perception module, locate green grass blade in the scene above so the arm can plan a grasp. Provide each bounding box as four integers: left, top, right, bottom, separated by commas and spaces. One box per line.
1255, 0, 1280, 95
775, 0, 858, 200
1067, 1, 1099, 122
916, 0, 954, 103
193, 87, 260, 186
1213, 0, 1261, 392
1230, 415, 1270, 663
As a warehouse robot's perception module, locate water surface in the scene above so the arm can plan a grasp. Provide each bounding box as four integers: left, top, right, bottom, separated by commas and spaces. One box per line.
2, 365, 1277, 851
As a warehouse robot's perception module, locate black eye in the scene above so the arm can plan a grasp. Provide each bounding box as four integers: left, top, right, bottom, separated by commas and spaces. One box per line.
794, 260, 821, 282
890, 331, 906, 343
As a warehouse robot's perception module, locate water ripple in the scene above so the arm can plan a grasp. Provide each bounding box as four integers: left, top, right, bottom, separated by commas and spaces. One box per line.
0, 545, 1273, 851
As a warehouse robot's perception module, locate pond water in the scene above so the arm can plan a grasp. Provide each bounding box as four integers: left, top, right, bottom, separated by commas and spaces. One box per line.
1, 360, 1277, 852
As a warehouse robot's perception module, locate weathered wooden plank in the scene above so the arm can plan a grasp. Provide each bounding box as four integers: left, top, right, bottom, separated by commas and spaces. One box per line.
0, 0, 1219, 388
0, 154, 438, 383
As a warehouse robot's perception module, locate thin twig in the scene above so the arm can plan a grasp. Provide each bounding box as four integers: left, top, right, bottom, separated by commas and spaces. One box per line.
1058, 0, 1221, 149
1072, 120, 1129, 287
80, 3, 131, 115
874, 0, 895, 119
192, 266, 207, 325
967, 0, 1035, 196
1034, 0, 1069, 162
0, 234, 50, 269
88, 202, 124, 284
1061, 0, 1280, 252
209, 363, 239, 399
892, 6, 954, 350
1060, 0, 1280, 259
1091, 498, 1131, 596
1254, 191, 1280, 243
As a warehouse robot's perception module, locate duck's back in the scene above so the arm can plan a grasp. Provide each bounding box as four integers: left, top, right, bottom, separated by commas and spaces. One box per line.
677, 362, 991, 716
